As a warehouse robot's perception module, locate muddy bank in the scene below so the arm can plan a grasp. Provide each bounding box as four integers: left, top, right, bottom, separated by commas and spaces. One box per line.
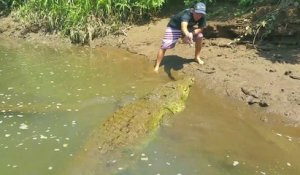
92, 17, 300, 126
0, 14, 71, 47
0, 12, 299, 127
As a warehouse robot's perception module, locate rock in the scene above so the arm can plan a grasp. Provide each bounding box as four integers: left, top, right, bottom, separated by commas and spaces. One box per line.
289, 74, 300, 80
197, 67, 216, 74
246, 96, 260, 105
259, 100, 269, 107
260, 115, 268, 122
284, 70, 292, 75
241, 87, 259, 98
268, 69, 276, 72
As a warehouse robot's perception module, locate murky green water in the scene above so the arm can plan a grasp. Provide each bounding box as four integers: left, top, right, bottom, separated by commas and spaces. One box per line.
0, 38, 167, 175
1, 38, 299, 175
118, 87, 300, 175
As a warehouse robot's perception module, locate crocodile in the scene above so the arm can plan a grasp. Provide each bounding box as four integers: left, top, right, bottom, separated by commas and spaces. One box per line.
64, 76, 195, 175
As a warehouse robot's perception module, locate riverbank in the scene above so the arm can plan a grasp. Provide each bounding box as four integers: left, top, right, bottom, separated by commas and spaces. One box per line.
0, 12, 299, 127
99, 18, 300, 126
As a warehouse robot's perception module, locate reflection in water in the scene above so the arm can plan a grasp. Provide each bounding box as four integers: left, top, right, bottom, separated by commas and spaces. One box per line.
0, 38, 300, 175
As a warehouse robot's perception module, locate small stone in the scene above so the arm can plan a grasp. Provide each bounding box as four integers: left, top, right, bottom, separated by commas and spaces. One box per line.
233, 161, 239, 166
141, 157, 148, 161
284, 70, 292, 75
260, 116, 268, 122
19, 123, 29, 130
259, 101, 269, 107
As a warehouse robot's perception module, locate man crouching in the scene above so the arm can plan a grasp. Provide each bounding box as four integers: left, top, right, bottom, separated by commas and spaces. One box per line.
154, 2, 207, 72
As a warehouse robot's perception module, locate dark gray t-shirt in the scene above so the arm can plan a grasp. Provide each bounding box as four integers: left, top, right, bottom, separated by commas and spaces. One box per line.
167, 9, 206, 30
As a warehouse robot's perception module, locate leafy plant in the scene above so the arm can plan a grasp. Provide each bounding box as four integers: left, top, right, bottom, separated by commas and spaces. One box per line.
184, 0, 216, 7
239, 0, 255, 6
13, 0, 165, 44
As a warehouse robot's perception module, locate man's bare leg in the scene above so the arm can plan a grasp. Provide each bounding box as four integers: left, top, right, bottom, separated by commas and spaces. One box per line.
194, 38, 204, 64
154, 48, 166, 72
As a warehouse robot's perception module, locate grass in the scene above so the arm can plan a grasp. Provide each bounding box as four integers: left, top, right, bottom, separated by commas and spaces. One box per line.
11, 0, 165, 44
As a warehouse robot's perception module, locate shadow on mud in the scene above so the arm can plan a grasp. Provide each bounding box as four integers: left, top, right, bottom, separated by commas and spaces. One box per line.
256, 43, 300, 64
161, 55, 195, 80
204, 24, 300, 65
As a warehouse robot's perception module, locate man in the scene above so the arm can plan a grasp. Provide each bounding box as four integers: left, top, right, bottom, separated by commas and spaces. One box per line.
154, 2, 207, 72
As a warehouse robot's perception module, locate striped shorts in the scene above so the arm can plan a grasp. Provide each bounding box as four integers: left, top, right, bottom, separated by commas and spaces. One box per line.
160, 27, 203, 49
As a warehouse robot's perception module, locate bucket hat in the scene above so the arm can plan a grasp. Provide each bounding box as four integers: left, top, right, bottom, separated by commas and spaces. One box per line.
194, 2, 206, 14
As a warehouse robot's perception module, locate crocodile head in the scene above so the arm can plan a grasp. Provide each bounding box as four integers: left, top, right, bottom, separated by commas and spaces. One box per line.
149, 76, 195, 114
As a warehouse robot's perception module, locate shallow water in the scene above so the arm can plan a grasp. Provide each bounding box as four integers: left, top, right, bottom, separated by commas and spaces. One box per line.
117, 87, 300, 175
0, 38, 299, 175
0, 38, 167, 175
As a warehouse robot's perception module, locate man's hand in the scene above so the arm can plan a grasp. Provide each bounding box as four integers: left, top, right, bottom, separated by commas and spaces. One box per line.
181, 22, 192, 42
186, 32, 193, 42
181, 22, 193, 46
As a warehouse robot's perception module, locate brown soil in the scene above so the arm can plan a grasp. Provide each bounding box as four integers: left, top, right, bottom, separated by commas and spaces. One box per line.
0, 3, 299, 127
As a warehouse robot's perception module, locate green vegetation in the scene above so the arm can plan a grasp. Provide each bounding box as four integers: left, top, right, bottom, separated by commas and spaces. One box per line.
3, 0, 164, 44
1, 0, 299, 44
183, 0, 255, 6
184, 0, 299, 44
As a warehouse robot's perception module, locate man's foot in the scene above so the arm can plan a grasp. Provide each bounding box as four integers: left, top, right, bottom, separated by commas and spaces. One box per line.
195, 57, 204, 65
154, 66, 159, 72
